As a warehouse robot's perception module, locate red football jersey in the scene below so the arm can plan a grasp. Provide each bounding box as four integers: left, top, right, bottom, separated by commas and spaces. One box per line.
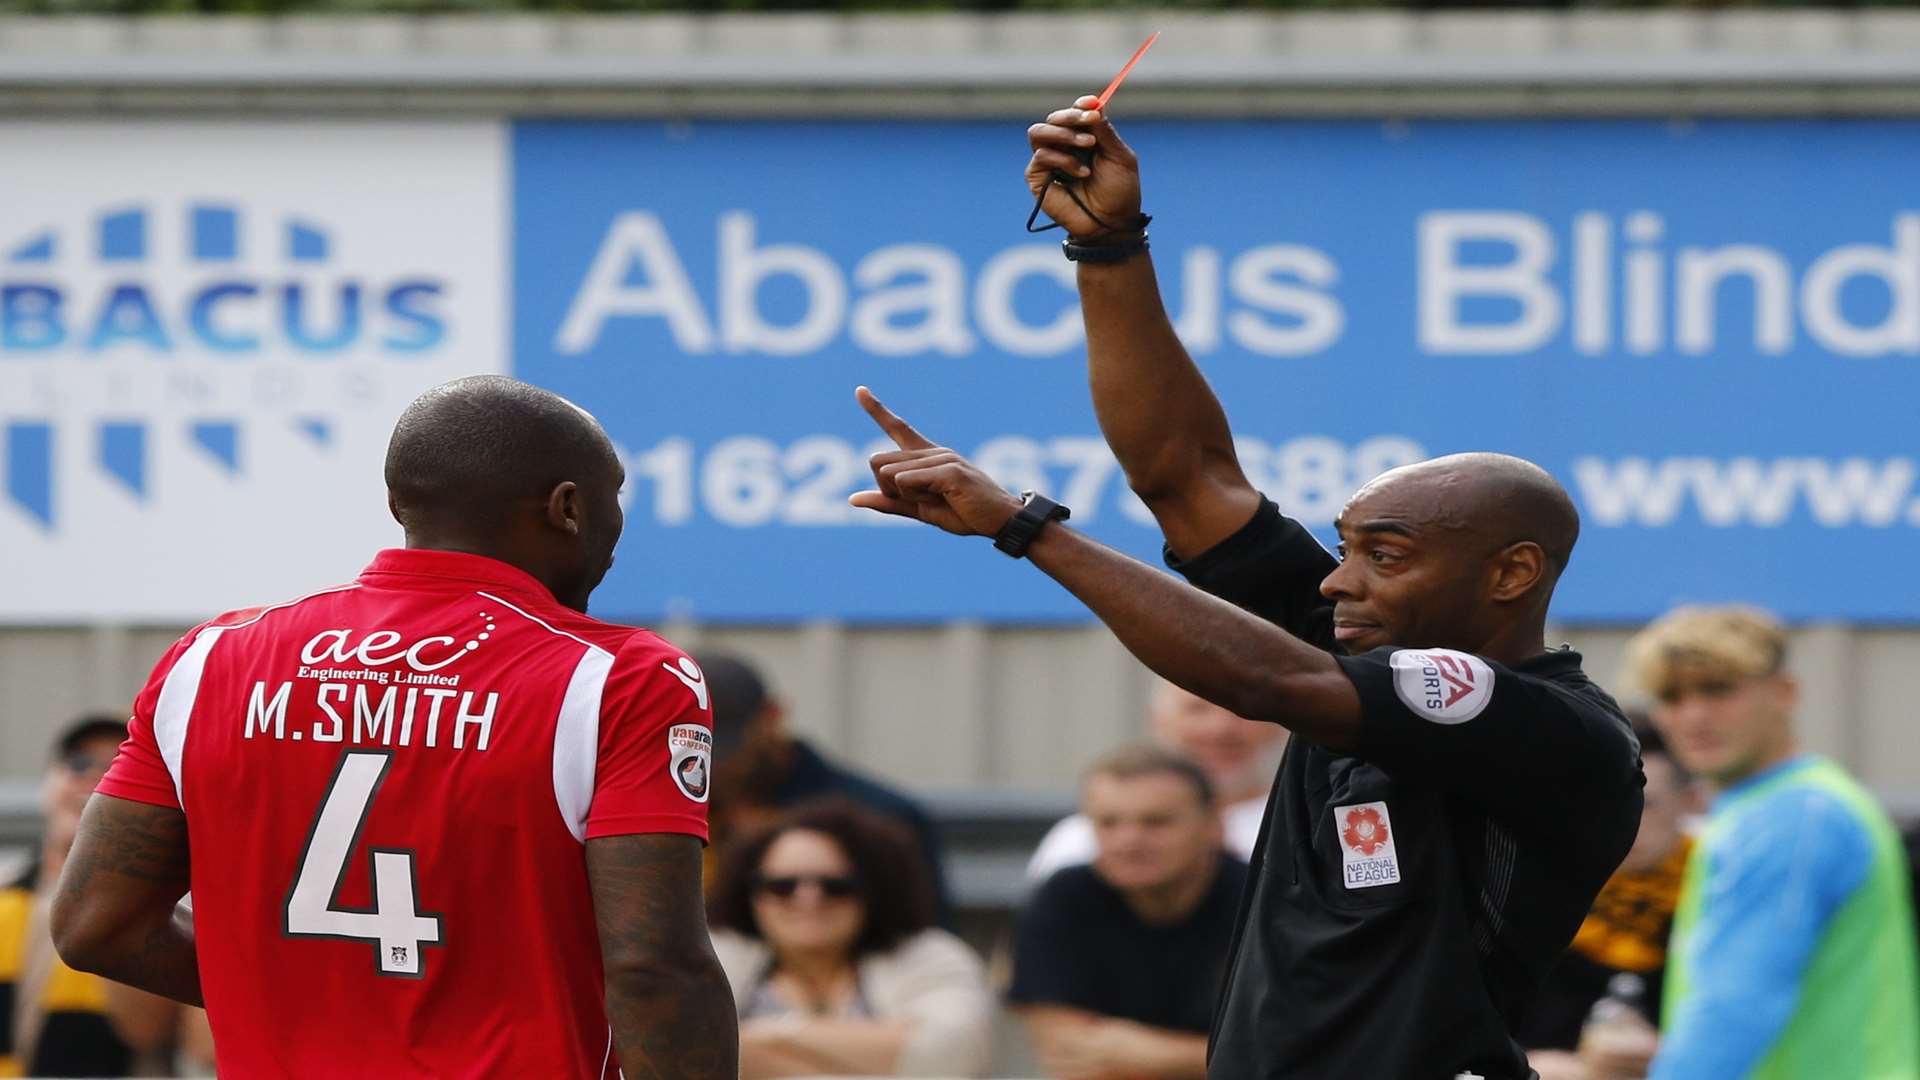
96, 549, 713, 1079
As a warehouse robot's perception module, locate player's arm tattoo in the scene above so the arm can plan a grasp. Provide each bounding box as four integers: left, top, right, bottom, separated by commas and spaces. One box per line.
50, 794, 204, 1007
586, 833, 739, 1080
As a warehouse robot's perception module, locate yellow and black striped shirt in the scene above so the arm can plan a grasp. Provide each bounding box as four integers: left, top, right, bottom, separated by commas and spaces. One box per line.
0, 881, 134, 1078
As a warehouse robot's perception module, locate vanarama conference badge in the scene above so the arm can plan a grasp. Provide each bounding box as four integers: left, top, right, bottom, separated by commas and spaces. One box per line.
668, 724, 713, 802
1336, 801, 1401, 890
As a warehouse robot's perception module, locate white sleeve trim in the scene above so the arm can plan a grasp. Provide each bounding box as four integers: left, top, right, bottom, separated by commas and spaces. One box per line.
147, 583, 361, 803
552, 643, 615, 843
152, 626, 228, 804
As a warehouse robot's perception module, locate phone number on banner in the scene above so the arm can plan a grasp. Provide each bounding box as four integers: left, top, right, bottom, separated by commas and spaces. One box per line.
619, 434, 1427, 529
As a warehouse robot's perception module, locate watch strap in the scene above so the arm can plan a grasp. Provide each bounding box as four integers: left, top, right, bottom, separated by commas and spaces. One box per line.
994, 491, 1071, 558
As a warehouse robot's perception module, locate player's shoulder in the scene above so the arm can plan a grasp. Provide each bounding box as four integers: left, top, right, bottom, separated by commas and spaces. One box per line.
538, 608, 689, 666
529, 609, 707, 710
150, 581, 362, 672
460, 588, 646, 655
204, 580, 363, 633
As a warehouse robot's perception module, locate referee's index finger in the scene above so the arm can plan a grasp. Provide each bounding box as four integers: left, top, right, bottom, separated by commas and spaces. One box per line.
856, 386, 935, 450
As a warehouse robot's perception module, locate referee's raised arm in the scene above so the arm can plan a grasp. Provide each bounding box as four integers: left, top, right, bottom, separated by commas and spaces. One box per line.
1027, 98, 1261, 560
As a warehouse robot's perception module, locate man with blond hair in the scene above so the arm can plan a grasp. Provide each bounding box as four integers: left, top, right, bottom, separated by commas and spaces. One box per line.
1627, 605, 1918, 1079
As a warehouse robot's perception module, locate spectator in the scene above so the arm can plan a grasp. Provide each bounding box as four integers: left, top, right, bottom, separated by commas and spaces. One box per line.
698, 652, 950, 916
708, 799, 992, 1079
1, 716, 211, 1077
1027, 679, 1285, 882
1521, 718, 1696, 1080
1626, 606, 1920, 1079
1008, 744, 1247, 1080
1909, 821, 1920, 966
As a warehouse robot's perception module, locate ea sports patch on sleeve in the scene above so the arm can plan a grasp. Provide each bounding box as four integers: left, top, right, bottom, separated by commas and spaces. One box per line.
1336, 801, 1401, 889
1388, 649, 1494, 724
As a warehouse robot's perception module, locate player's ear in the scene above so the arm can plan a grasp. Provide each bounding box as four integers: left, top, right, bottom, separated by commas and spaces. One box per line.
545, 481, 581, 536
1488, 541, 1545, 603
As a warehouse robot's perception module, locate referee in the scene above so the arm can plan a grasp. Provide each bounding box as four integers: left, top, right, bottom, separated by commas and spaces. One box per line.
848, 101, 1644, 1080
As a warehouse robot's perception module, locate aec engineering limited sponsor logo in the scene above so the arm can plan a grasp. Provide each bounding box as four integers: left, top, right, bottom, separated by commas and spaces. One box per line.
1, 201, 448, 528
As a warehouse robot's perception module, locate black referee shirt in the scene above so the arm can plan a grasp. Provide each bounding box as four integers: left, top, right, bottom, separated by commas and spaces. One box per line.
1168, 499, 1644, 1080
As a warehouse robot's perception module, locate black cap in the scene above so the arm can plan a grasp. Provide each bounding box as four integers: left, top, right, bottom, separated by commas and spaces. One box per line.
690, 652, 769, 762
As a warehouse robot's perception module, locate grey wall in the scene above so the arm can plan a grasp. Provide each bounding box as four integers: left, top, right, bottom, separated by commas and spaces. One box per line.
10, 10, 1920, 117
6, 621, 1917, 812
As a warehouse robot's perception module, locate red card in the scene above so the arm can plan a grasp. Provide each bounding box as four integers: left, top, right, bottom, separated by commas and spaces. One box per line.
1094, 32, 1160, 111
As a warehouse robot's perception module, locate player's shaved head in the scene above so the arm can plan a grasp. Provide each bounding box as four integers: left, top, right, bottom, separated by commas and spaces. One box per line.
1325, 452, 1579, 657
384, 376, 626, 613
385, 375, 618, 528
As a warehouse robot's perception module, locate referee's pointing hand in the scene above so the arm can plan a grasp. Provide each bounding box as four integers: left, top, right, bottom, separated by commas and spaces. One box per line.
849, 387, 1022, 539
1027, 96, 1144, 238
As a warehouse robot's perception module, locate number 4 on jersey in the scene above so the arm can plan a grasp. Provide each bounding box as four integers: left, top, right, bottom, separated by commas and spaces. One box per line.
284, 751, 444, 978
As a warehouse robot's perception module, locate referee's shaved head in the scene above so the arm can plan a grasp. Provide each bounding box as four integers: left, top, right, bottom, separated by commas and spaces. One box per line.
1324, 452, 1579, 657
385, 376, 625, 612
1389, 452, 1580, 573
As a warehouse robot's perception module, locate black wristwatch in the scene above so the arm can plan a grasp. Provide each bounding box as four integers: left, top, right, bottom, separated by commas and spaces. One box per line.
994, 491, 1071, 559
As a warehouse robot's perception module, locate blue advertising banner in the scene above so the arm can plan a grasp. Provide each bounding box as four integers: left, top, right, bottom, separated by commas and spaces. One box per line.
513, 119, 1920, 623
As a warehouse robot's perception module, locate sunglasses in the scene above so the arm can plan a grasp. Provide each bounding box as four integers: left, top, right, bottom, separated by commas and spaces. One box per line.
754, 874, 860, 900
63, 752, 112, 776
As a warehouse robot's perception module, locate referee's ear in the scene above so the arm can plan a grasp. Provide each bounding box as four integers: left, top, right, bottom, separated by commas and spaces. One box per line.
1488, 541, 1548, 603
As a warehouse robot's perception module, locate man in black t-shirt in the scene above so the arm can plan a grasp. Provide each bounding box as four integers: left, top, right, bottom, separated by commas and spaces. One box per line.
1008, 745, 1248, 1079
844, 102, 1643, 1080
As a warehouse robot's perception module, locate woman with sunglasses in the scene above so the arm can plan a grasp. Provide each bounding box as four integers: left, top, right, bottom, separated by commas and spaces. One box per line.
708, 799, 993, 1078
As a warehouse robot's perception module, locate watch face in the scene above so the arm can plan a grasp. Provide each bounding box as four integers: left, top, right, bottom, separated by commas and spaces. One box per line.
1025, 493, 1068, 522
